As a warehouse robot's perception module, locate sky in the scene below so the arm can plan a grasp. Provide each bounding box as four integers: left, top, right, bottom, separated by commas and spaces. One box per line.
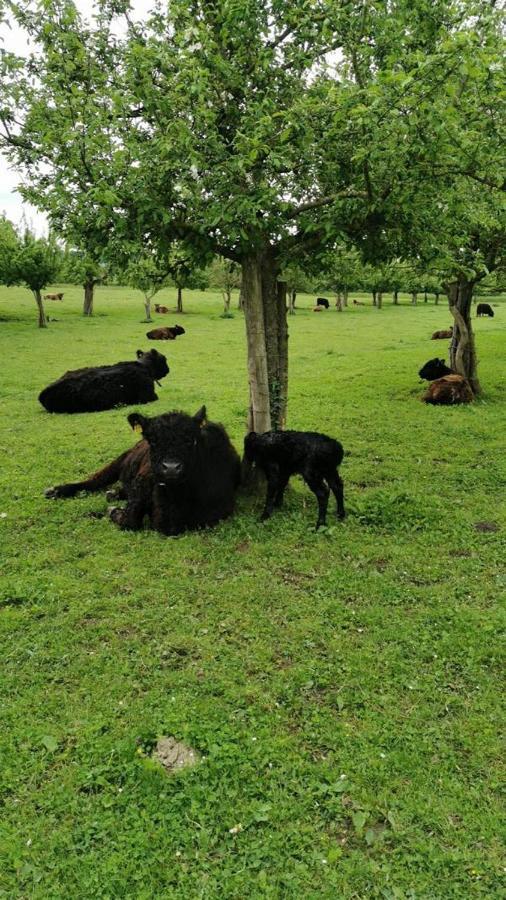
0, 0, 151, 235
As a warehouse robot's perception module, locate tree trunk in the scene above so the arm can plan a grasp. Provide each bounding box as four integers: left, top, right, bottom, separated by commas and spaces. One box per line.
176, 286, 183, 314
34, 289, 47, 328
336, 291, 344, 311
83, 280, 94, 316
446, 277, 480, 393
392, 290, 399, 304
343, 288, 348, 307
411, 291, 418, 305
292, 289, 297, 309
144, 297, 152, 321
238, 286, 245, 309
242, 255, 272, 435
376, 291, 383, 309
242, 250, 288, 434
288, 288, 296, 315
223, 290, 231, 314
435, 292, 439, 305
372, 290, 377, 306
424, 290, 428, 303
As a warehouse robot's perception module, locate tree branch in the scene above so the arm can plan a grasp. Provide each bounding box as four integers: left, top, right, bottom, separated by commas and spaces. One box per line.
285, 191, 367, 218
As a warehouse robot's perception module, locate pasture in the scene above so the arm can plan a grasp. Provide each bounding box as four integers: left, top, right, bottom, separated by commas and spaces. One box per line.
0, 286, 505, 898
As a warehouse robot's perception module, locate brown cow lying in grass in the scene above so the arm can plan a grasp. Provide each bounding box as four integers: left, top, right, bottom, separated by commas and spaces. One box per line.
154, 304, 169, 314
44, 292, 64, 301
422, 374, 473, 405
431, 328, 453, 340
146, 325, 185, 341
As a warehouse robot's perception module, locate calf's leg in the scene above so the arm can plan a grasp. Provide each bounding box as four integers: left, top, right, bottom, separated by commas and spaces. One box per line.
326, 471, 346, 519
108, 480, 147, 531
303, 473, 330, 529
260, 465, 281, 521
274, 471, 290, 508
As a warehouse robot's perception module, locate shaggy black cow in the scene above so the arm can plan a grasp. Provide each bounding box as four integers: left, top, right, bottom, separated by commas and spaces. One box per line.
244, 430, 345, 529
316, 297, 330, 309
146, 325, 185, 340
38, 349, 169, 414
45, 406, 241, 535
477, 303, 494, 317
431, 328, 453, 340
418, 358, 453, 381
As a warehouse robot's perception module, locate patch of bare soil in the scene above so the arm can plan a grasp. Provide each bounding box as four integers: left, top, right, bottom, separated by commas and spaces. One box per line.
153, 737, 201, 773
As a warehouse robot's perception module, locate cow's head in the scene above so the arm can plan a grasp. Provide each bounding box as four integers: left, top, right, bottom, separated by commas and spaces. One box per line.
136, 349, 170, 380
418, 358, 452, 381
128, 406, 207, 484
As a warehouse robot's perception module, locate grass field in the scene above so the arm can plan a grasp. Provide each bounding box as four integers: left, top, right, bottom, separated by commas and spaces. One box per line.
0, 285, 505, 898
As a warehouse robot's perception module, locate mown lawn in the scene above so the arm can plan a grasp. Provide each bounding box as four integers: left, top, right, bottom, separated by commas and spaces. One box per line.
0, 285, 504, 898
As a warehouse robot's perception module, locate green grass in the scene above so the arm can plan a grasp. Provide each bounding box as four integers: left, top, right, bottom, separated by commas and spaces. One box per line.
0, 285, 505, 899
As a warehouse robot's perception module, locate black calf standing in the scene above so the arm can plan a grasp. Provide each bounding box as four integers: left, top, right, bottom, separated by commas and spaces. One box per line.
244, 430, 345, 529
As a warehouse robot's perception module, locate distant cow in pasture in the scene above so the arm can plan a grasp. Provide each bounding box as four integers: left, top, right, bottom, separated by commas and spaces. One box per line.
38, 349, 169, 414
154, 304, 170, 314
316, 297, 329, 309
312, 306, 324, 312
353, 299, 365, 306
431, 328, 453, 340
418, 358, 454, 381
45, 406, 241, 535
44, 292, 64, 301
244, 430, 345, 530
422, 374, 473, 405
146, 325, 185, 341
476, 303, 494, 317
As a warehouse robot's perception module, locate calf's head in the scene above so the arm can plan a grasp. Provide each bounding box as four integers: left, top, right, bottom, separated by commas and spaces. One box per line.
418, 358, 452, 381
128, 406, 207, 484
136, 348, 170, 380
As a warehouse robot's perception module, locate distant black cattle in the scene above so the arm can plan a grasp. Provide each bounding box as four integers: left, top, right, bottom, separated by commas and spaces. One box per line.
244, 430, 345, 529
45, 406, 241, 535
477, 303, 494, 317
316, 297, 330, 309
38, 349, 169, 414
418, 358, 453, 381
154, 304, 169, 314
146, 325, 185, 340
422, 375, 474, 405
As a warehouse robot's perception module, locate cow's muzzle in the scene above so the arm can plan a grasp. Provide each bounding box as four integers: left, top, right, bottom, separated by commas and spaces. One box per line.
159, 460, 184, 483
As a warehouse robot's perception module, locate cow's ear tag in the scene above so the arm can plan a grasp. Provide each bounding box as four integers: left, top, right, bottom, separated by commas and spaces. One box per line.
133, 423, 143, 434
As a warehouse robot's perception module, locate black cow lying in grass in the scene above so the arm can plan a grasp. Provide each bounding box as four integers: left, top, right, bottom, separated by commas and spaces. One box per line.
316, 297, 330, 308
418, 358, 453, 381
45, 406, 241, 535
39, 349, 169, 413
476, 303, 494, 317
244, 430, 345, 529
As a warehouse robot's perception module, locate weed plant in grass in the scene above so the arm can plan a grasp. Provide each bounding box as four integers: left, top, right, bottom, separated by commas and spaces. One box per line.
0, 285, 505, 897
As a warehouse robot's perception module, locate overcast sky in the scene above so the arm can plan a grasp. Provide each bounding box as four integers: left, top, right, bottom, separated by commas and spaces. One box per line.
0, 0, 151, 234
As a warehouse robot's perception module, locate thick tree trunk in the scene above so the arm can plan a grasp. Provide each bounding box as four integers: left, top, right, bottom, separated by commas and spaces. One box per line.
34, 289, 47, 328
336, 292, 344, 311
223, 290, 231, 314
424, 290, 428, 303
83, 280, 94, 316
288, 288, 296, 315
177, 287, 183, 314
238, 286, 245, 310
392, 290, 399, 305
376, 291, 383, 309
343, 288, 348, 307
242, 250, 288, 434
242, 255, 272, 434
411, 291, 418, 305
144, 299, 152, 321
372, 290, 377, 306
435, 292, 440, 305
446, 277, 480, 394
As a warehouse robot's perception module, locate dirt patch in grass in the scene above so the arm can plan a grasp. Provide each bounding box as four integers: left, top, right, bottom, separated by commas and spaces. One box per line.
153, 737, 201, 774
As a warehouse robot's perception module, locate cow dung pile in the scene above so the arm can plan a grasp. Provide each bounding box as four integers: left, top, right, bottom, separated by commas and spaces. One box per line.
152, 736, 201, 773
